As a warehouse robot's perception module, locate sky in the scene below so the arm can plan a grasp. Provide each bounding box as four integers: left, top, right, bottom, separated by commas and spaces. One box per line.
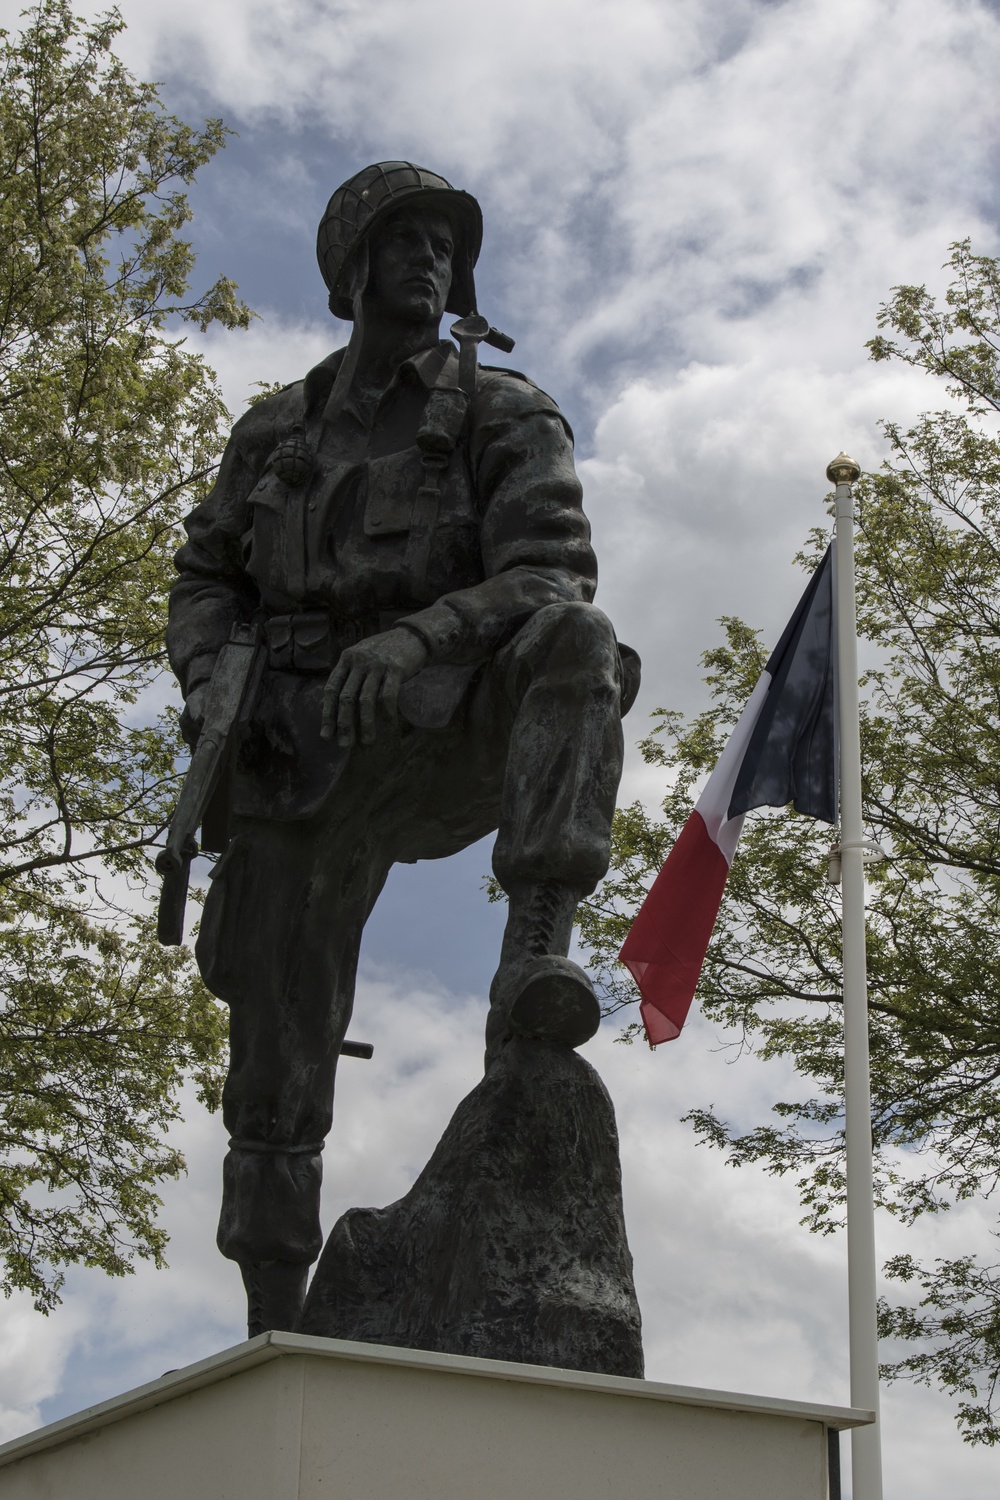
2, 1, 1000, 1496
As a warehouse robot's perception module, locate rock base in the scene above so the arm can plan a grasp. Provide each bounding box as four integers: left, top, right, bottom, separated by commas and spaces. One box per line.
300, 1038, 643, 1378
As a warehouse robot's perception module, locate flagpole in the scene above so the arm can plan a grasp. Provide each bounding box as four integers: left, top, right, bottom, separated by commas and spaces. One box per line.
827, 451, 883, 1500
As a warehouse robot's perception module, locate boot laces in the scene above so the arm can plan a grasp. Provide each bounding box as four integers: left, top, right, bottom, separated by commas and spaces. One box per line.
525, 880, 569, 955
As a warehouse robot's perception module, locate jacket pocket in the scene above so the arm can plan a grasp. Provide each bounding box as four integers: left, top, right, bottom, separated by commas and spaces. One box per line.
364, 449, 421, 537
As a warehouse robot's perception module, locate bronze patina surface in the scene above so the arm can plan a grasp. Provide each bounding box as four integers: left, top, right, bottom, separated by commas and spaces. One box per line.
164, 161, 642, 1370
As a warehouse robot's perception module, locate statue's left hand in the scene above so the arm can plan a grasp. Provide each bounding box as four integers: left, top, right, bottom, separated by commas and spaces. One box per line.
321, 628, 429, 747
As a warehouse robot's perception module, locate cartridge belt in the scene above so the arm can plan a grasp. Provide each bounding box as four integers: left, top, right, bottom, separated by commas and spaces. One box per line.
264, 608, 408, 674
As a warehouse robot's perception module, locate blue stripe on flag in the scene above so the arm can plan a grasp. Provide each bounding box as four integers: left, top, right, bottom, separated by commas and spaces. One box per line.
727, 545, 838, 824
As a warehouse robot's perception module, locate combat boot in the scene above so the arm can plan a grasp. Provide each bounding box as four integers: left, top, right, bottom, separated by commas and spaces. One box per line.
240, 1260, 309, 1339
485, 880, 601, 1065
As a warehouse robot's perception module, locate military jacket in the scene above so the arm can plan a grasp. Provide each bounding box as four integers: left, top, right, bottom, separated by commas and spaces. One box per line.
167, 341, 600, 819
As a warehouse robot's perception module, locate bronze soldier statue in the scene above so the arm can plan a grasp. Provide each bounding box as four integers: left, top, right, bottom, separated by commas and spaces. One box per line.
164, 162, 639, 1337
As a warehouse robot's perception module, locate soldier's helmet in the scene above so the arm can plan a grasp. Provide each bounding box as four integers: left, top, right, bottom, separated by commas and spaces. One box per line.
317, 161, 483, 320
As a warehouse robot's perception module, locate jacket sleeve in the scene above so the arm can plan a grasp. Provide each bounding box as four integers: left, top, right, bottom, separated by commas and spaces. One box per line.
398, 372, 598, 664
165, 400, 287, 695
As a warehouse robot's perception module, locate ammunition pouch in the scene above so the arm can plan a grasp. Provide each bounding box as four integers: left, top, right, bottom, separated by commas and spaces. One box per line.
264, 609, 409, 674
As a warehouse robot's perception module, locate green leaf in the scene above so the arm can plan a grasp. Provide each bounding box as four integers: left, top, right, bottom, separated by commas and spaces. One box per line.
0, 0, 247, 1307
584, 236, 1000, 1442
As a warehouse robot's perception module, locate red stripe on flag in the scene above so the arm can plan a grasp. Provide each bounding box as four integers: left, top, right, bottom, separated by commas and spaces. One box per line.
618, 810, 731, 1044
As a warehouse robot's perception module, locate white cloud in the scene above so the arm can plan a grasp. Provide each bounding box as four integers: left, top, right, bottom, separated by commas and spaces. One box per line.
586, 352, 937, 813
109, 0, 1000, 365
0, 1294, 84, 1442
1, 1, 998, 1492
190, 316, 336, 417
14, 972, 999, 1497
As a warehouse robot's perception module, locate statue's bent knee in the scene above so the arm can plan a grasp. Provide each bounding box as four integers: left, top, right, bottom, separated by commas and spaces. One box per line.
508, 602, 622, 699
524, 600, 617, 653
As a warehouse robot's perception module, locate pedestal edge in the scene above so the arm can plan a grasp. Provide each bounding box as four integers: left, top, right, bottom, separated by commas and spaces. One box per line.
0, 1329, 874, 1468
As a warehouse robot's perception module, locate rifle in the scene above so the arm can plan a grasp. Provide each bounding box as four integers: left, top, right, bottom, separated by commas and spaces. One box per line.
155, 623, 376, 1065
156, 623, 265, 947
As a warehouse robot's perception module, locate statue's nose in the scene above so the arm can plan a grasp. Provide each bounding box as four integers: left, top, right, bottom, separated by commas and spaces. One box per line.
411, 234, 437, 267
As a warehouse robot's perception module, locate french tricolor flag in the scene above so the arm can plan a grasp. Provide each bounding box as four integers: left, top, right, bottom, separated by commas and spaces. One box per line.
620, 546, 839, 1045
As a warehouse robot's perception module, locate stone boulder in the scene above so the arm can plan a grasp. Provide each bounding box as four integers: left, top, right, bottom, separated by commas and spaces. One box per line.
300, 1037, 643, 1378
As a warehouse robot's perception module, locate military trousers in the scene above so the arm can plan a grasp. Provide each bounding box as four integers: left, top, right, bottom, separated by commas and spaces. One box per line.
197, 601, 627, 1268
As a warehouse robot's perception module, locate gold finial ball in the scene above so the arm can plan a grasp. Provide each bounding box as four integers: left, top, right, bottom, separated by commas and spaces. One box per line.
826, 451, 861, 485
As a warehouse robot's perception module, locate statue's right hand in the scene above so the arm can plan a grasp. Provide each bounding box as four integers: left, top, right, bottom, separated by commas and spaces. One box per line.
321, 628, 429, 747
179, 683, 210, 747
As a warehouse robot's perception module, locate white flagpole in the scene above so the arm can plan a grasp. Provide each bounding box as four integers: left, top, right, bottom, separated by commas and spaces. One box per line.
827, 451, 883, 1499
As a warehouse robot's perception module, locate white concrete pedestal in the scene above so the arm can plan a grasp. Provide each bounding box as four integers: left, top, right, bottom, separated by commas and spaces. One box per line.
0, 1332, 871, 1499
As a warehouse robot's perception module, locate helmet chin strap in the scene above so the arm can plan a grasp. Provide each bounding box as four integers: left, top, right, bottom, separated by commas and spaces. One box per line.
322, 243, 369, 425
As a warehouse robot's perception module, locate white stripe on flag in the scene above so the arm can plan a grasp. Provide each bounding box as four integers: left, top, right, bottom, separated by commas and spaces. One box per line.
694, 669, 772, 863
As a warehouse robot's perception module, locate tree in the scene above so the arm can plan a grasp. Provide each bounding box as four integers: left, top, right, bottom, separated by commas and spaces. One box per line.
581, 240, 1000, 1444
0, 1, 250, 1310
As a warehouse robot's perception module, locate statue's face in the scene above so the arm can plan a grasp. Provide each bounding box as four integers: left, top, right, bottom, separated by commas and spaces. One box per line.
366, 205, 454, 324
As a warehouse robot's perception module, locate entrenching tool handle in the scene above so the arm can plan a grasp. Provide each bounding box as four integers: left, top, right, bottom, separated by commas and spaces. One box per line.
450, 314, 491, 396
450, 316, 515, 395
